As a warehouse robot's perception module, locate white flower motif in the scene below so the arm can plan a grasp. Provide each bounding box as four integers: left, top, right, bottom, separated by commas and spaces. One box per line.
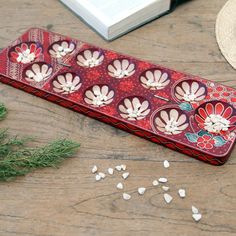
155, 109, 189, 135
140, 69, 170, 90
10, 42, 42, 64
77, 49, 104, 67
49, 41, 75, 58
52, 73, 82, 94
84, 85, 114, 107
118, 97, 150, 120
174, 81, 206, 102
108, 59, 135, 78
25, 63, 53, 83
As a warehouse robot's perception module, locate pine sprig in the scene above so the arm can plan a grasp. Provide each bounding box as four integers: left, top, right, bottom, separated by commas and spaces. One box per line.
0, 102, 80, 181
0, 132, 80, 181
0, 103, 7, 120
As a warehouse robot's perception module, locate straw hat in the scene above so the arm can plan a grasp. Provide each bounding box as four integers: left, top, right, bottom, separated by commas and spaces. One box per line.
216, 0, 236, 69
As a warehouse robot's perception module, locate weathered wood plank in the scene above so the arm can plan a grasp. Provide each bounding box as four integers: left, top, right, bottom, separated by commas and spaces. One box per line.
0, 0, 235, 235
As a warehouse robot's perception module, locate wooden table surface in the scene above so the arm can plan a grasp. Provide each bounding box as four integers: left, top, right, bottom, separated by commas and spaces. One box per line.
0, 0, 236, 235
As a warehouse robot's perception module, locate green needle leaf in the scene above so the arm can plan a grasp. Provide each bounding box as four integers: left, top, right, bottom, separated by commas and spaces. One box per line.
0, 130, 80, 181
0, 103, 7, 120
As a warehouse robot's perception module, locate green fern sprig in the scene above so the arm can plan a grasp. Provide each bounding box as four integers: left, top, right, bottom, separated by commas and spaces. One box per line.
0, 103, 7, 120
0, 103, 80, 181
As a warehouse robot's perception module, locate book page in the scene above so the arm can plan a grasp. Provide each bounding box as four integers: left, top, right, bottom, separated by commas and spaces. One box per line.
80, 0, 158, 21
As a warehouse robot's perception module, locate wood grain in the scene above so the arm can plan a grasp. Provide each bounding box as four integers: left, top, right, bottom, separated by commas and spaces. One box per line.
0, 0, 235, 235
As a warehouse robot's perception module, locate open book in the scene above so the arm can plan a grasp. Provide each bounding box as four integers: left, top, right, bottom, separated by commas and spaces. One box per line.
60, 0, 172, 40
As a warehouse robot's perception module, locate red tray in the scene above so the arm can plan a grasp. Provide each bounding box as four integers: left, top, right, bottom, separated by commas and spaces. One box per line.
0, 28, 235, 165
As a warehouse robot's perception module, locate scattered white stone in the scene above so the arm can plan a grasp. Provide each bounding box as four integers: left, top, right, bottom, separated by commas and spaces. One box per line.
178, 189, 186, 198
98, 172, 106, 179
164, 193, 173, 203
92, 165, 98, 173
163, 160, 170, 168
192, 206, 199, 214
152, 180, 159, 186
117, 182, 123, 190
159, 177, 168, 183
122, 172, 130, 180
95, 174, 102, 181
192, 213, 202, 222
115, 165, 122, 171
108, 168, 114, 175
162, 186, 169, 191
123, 193, 131, 200
138, 187, 146, 195
121, 164, 127, 171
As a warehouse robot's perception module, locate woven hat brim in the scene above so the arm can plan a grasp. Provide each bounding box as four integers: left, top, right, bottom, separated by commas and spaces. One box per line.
216, 0, 236, 70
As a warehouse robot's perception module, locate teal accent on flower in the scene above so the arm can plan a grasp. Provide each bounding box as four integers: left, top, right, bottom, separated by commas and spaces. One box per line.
185, 133, 198, 142
179, 102, 193, 112
185, 130, 227, 149
198, 130, 210, 137
213, 136, 227, 147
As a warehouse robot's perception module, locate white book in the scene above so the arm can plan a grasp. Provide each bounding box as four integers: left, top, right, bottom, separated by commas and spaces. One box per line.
60, 0, 172, 40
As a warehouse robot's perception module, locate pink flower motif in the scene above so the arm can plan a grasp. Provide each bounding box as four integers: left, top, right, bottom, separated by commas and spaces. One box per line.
77, 49, 104, 67
52, 73, 82, 95
49, 40, 76, 58
140, 69, 170, 90
10, 42, 42, 64
154, 108, 189, 135
174, 80, 207, 102
84, 85, 114, 107
118, 97, 150, 121
197, 135, 215, 149
108, 59, 135, 79
207, 83, 236, 105
195, 101, 236, 134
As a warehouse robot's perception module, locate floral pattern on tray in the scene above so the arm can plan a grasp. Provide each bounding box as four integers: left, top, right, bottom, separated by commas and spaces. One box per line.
77, 49, 104, 67
1, 28, 236, 165
52, 72, 82, 94
49, 40, 76, 58
9, 42, 42, 64
84, 85, 114, 107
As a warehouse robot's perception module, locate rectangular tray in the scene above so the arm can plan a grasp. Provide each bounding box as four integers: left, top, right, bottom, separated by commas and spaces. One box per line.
0, 28, 235, 165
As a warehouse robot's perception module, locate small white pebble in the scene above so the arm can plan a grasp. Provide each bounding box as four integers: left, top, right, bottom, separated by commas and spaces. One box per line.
108, 168, 114, 175
117, 182, 123, 190
192, 206, 199, 214
162, 186, 169, 191
159, 177, 168, 183
163, 160, 170, 168
92, 165, 98, 173
98, 172, 106, 179
138, 187, 146, 195
123, 193, 131, 200
152, 180, 159, 186
178, 189, 186, 198
192, 213, 202, 222
95, 174, 101, 181
164, 193, 173, 203
121, 164, 126, 171
122, 172, 130, 180
115, 165, 122, 171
